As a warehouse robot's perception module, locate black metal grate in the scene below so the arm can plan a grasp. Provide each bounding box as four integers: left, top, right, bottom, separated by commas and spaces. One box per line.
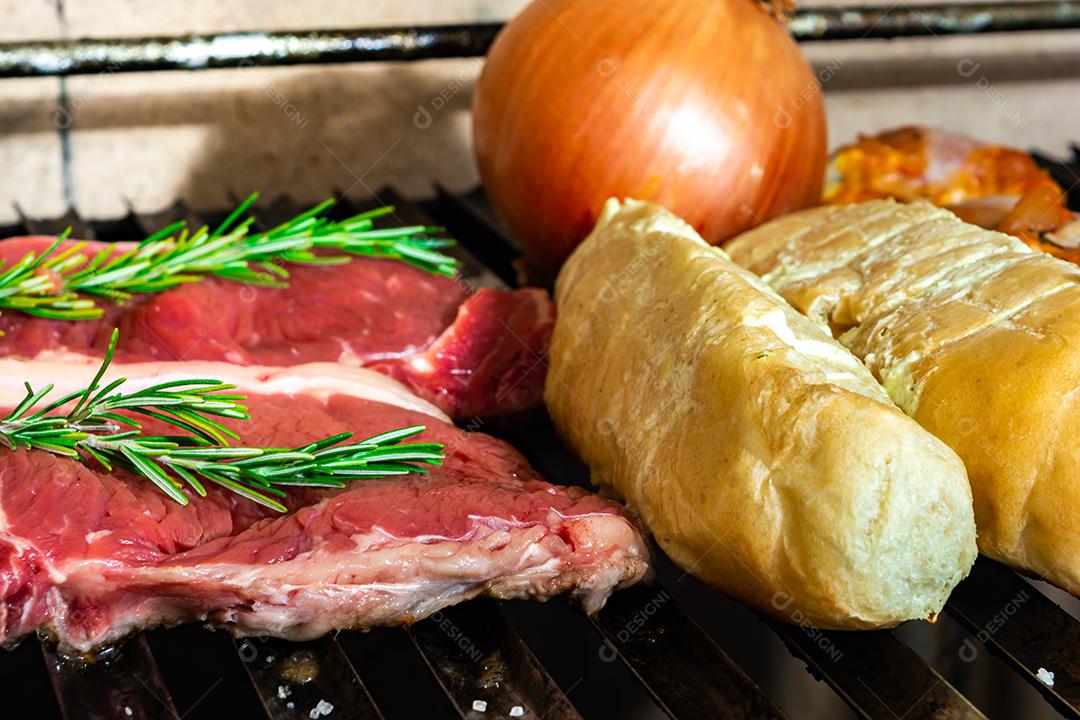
1, 185, 1080, 720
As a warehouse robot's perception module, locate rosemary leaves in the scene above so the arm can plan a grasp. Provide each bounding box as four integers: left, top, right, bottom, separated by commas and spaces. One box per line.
0, 232, 102, 320
0, 193, 457, 321
0, 330, 444, 511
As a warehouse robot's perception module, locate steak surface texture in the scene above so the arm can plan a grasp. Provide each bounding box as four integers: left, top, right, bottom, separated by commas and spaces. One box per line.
0, 237, 554, 419
0, 361, 648, 653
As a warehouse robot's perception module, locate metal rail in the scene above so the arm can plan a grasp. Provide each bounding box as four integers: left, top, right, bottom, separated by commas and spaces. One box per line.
0, 24, 500, 79
789, 1, 1080, 40
1, 2, 1079, 78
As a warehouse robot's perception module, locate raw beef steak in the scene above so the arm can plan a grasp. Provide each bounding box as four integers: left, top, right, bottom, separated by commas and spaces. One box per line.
0, 360, 647, 653
0, 237, 554, 420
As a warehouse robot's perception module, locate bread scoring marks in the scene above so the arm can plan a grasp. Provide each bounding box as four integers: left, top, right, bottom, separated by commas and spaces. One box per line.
743, 308, 892, 404
842, 256, 1077, 416
750, 201, 1080, 418
762, 202, 946, 291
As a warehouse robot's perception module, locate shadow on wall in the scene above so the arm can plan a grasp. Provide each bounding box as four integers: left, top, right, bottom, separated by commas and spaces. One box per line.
3, 60, 484, 220
180, 62, 482, 210
2, 27, 1078, 223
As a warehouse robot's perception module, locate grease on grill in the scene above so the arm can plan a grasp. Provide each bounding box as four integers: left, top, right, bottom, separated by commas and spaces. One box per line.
476, 651, 505, 690
278, 649, 320, 684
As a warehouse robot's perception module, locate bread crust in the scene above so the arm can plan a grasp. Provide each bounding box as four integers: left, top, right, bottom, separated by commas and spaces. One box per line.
546, 199, 976, 628
725, 198, 1080, 594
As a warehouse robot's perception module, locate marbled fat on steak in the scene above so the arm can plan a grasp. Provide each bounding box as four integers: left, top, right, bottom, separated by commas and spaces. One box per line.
0, 360, 648, 653
0, 237, 554, 420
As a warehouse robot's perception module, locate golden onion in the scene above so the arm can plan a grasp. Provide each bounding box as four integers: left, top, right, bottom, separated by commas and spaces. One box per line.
473, 0, 827, 279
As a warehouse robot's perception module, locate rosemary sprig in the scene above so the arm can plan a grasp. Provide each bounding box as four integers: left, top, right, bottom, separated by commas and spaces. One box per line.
0, 232, 102, 319
0, 193, 457, 321
0, 330, 445, 511
66, 194, 458, 301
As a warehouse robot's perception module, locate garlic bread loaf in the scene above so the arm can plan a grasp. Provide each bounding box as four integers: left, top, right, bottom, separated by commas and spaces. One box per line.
725, 199, 1080, 595
546, 199, 977, 629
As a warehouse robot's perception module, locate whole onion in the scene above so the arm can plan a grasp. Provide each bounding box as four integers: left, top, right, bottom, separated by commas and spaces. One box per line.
473, 0, 827, 280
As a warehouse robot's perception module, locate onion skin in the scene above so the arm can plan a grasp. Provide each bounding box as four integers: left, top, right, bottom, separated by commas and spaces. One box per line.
473, 0, 827, 280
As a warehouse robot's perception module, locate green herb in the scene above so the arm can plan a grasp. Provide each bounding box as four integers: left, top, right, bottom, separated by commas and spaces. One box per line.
0, 232, 102, 319
0, 330, 444, 511
0, 193, 457, 321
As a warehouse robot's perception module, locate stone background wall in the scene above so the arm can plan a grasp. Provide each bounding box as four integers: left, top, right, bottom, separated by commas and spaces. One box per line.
1, 0, 1078, 225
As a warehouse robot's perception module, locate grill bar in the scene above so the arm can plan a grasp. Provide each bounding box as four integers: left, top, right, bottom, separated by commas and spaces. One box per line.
1, 2, 1079, 78
43, 636, 179, 720
235, 636, 383, 720
946, 559, 1080, 718
336, 628, 463, 719
0, 24, 501, 79
590, 584, 788, 720
143, 624, 263, 720
409, 602, 584, 720
767, 622, 985, 720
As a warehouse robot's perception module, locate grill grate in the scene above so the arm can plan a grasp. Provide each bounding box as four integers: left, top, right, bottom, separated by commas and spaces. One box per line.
1, 185, 1080, 720
43, 637, 178, 720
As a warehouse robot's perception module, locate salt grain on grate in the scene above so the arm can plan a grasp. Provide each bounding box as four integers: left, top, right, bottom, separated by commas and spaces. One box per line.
309, 699, 335, 718
472, 699, 488, 712
1037, 667, 1055, 687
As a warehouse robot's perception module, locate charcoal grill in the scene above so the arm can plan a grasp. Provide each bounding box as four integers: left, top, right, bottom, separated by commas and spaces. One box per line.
3, 4, 1080, 718
2, 171, 1080, 719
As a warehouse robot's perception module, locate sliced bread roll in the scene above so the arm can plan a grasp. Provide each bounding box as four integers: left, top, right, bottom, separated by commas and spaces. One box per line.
546, 198, 977, 629
725, 198, 1080, 596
